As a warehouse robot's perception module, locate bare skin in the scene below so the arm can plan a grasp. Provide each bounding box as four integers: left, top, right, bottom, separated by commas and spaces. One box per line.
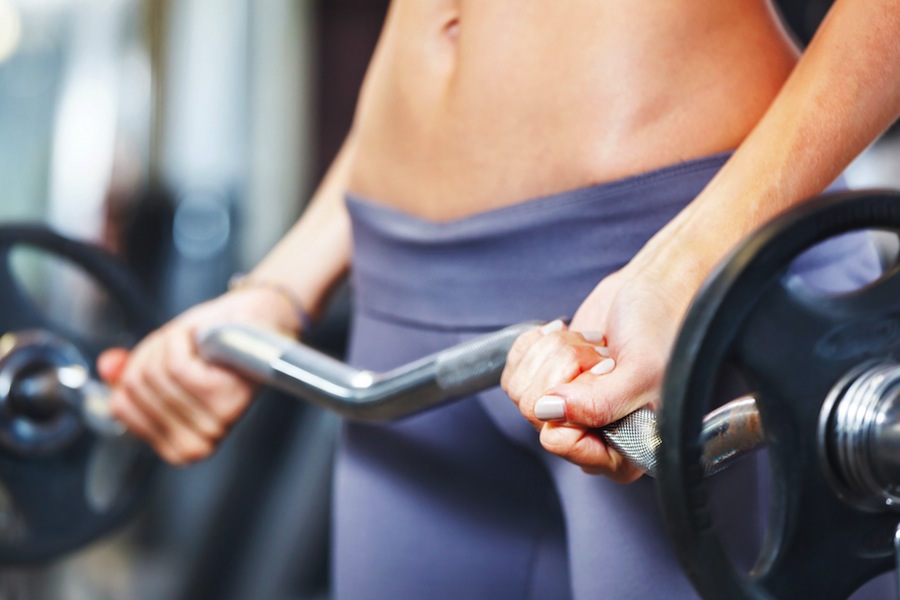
100, 0, 900, 472
350, 0, 799, 219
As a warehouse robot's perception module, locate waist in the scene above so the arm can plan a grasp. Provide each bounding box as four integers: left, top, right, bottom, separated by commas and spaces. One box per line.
349, 1, 798, 219
347, 153, 730, 331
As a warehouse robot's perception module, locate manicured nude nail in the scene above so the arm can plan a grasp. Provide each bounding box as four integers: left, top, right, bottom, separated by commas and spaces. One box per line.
594, 346, 611, 357
580, 331, 605, 343
540, 319, 564, 334
590, 358, 616, 376
534, 395, 567, 421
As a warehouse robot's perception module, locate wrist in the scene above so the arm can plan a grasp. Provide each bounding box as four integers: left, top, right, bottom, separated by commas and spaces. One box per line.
631, 223, 713, 284
626, 221, 732, 320
226, 273, 313, 334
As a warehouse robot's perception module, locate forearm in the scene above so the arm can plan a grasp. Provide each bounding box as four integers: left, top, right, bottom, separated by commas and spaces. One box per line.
653, 0, 900, 286
246, 132, 357, 326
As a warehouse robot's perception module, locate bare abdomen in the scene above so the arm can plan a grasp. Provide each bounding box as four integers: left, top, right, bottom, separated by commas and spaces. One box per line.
348, 0, 800, 221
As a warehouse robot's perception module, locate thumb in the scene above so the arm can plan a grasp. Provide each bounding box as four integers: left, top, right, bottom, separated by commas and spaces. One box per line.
97, 347, 130, 384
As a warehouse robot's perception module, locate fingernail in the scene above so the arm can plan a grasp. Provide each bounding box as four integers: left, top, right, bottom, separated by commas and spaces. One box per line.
534, 395, 567, 421
590, 358, 616, 376
594, 346, 611, 357
580, 331, 605, 343
540, 319, 564, 334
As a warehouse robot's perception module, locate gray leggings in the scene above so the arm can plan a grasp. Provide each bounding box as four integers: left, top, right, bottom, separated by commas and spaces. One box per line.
333, 154, 887, 599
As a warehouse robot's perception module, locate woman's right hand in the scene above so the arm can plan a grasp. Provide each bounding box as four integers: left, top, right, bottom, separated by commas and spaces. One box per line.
97, 286, 302, 465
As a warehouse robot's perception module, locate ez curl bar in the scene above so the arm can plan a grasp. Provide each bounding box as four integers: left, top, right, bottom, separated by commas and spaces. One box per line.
0, 190, 900, 599
0, 323, 762, 477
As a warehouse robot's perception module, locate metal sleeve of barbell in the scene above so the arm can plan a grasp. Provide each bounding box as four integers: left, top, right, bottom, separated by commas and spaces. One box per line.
79, 379, 128, 437
699, 395, 764, 477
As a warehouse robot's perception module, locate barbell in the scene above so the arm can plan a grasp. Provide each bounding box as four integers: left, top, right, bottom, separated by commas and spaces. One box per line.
0, 225, 158, 566
0, 190, 898, 599
660, 190, 900, 599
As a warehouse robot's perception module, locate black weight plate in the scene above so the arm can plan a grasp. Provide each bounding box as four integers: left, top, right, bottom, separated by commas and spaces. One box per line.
658, 190, 900, 599
0, 224, 160, 564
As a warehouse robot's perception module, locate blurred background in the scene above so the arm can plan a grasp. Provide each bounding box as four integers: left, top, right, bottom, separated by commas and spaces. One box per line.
0, 1, 385, 598
0, 0, 896, 598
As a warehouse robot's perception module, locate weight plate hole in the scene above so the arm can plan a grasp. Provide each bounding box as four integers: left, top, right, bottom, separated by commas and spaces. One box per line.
782, 229, 896, 299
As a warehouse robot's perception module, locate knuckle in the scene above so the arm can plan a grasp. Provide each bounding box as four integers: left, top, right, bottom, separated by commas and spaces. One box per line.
108, 392, 128, 419
581, 466, 604, 476
142, 366, 169, 396
519, 328, 543, 347
585, 396, 614, 428
200, 369, 241, 398
165, 356, 195, 389
201, 417, 227, 441
182, 439, 214, 463
208, 425, 227, 444
566, 445, 606, 472
112, 407, 143, 436
506, 338, 526, 363
538, 423, 571, 453
119, 372, 145, 403
499, 371, 510, 391
502, 373, 523, 402
554, 344, 581, 366
216, 395, 250, 424
500, 364, 518, 391
539, 432, 561, 452
156, 443, 181, 466
506, 331, 539, 365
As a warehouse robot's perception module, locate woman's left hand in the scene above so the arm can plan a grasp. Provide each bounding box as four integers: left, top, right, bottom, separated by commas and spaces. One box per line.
501, 256, 696, 483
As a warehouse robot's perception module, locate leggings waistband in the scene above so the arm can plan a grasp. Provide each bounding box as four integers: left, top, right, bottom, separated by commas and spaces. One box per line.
346, 153, 731, 331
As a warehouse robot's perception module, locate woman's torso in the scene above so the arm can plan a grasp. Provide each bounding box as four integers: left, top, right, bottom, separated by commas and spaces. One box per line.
347, 0, 799, 221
